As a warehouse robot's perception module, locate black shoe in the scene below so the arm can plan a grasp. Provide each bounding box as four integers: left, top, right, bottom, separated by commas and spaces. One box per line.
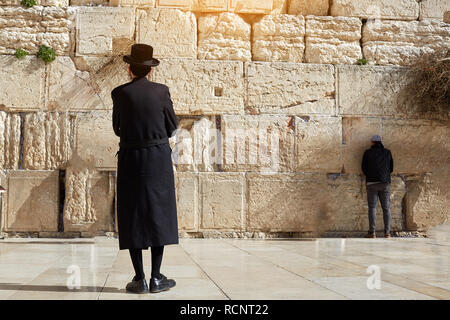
126, 276, 149, 294
149, 273, 176, 293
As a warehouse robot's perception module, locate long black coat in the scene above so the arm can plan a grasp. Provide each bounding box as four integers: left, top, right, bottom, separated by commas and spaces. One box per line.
112, 76, 179, 250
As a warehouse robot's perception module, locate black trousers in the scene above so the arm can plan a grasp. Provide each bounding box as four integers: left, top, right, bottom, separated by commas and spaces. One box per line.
366, 182, 391, 234
129, 246, 164, 280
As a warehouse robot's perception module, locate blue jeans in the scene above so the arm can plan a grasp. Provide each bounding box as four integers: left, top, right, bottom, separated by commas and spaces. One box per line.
366, 182, 391, 234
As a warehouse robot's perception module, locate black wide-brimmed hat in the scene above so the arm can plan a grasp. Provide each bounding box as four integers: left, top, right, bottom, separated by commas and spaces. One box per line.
123, 43, 160, 67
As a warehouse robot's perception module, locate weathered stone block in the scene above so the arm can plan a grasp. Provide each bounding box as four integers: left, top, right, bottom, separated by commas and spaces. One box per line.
48, 56, 129, 111
76, 7, 135, 56
0, 6, 74, 55
0, 55, 45, 111
362, 19, 450, 66
229, 0, 272, 14
71, 0, 107, 5
200, 173, 245, 230
150, 59, 244, 115
1, 0, 69, 5
156, 0, 189, 8
63, 167, 115, 232
252, 14, 305, 63
74, 111, 119, 170
23, 112, 73, 170
405, 168, 450, 231
420, 0, 450, 20
0, 112, 20, 170
198, 13, 251, 61
295, 116, 342, 172
337, 65, 419, 117
288, 0, 329, 16
1, 170, 59, 232
173, 117, 219, 172
305, 16, 362, 65
445, 11, 450, 23
110, 0, 155, 6
191, 0, 228, 12
175, 172, 198, 230
246, 62, 335, 115
331, 0, 419, 20
136, 8, 197, 59
222, 115, 295, 173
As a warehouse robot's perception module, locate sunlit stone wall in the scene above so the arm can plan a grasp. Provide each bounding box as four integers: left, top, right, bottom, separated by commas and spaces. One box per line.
0, 0, 449, 237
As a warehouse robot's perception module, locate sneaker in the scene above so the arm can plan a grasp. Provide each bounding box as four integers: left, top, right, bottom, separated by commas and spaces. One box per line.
125, 276, 149, 294
365, 232, 376, 238
149, 273, 176, 293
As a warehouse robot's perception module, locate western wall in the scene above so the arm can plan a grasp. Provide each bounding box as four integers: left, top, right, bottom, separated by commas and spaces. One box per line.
0, 0, 449, 238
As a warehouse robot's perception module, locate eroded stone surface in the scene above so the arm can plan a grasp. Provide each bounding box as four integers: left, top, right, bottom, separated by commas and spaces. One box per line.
175, 172, 198, 230
137, 8, 196, 59
362, 19, 450, 66
0, 6, 74, 55
76, 7, 135, 56
2, 0, 69, 5
74, 111, 119, 170
305, 16, 362, 64
228, 0, 272, 14
23, 112, 73, 170
420, 0, 450, 20
246, 62, 335, 115
252, 14, 305, 63
200, 173, 245, 230
288, 0, 329, 16
222, 115, 295, 173
151, 59, 244, 115
0, 112, 20, 170
64, 167, 115, 232
198, 13, 251, 61
295, 116, 342, 172
110, 0, 155, 6
0, 55, 45, 111
331, 0, 419, 20
1, 170, 59, 232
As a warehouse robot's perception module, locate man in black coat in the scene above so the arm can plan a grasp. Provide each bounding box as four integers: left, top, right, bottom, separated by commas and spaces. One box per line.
112, 44, 178, 294
361, 135, 394, 239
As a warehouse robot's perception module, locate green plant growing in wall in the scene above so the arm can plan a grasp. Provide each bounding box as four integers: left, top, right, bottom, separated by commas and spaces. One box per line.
21, 0, 36, 8
37, 45, 56, 63
357, 58, 369, 65
15, 48, 29, 60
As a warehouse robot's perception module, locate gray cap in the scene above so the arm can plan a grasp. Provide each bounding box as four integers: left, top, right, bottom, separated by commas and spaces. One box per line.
371, 134, 382, 142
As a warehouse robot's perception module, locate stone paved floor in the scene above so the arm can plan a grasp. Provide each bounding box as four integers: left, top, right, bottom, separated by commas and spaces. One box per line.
0, 237, 449, 300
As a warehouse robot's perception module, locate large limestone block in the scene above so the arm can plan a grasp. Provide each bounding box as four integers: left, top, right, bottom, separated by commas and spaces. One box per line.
288, 0, 329, 16
23, 112, 73, 170
0, 55, 45, 111
156, 0, 190, 8
0, 6, 75, 55
191, 0, 228, 12
247, 173, 331, 232
228, 0, 272, 14
1, 0, 68, 5
175, 172, 198, 231
331, 0, 419, 20
172, 117, 220, 172
0, 112, 20, 170
362, 19, 450, 66
74, 111, 119, 170
48, 56, 129, 112
150, 59, 244, 115
420, 0, 450, 20
71, 0, 107, 5
76, 7, 135, 56
405, 169, 450, 231
1, 170, 59, 232
198, 13, 251, 61
445, 11, 450, 23
305, 16, 362, 65
252, 14, 305, 63
110, 0, 155, 6
222, 115, 295, 173
295, 116, 342, 172
63, 167, 115, 232
199, 173, 245, 230
337, 65, 419, 117
246, 62, 335, 115
136, 8, 197, 59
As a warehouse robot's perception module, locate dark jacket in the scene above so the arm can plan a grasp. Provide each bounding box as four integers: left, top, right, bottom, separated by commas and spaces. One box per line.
112, 76, 179, 250
361, 143, 394, 183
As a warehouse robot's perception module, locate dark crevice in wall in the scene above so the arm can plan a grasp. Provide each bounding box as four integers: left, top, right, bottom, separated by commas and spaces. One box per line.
215, 115, 222, 171
58, 170, 66, 232
18, 112, 25, 170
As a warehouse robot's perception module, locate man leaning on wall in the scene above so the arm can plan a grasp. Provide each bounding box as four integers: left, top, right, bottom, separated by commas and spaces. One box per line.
361, 135, 394, 239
